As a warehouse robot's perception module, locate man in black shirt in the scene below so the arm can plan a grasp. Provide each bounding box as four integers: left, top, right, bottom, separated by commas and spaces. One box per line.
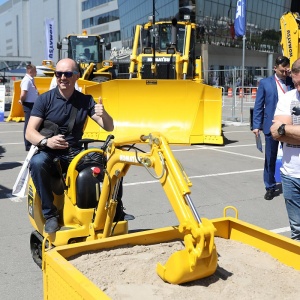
26, 58, 114, 233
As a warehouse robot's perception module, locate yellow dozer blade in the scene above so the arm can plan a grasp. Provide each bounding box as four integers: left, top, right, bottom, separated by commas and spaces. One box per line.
6, 78, 98, 122
7, 77, 223, 145
83, 79, 223, 145
7, 77, 53, 122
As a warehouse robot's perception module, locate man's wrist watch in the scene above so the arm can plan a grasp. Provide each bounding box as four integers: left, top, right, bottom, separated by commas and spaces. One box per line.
38, 138, 48, 148
277, 124, 286, 136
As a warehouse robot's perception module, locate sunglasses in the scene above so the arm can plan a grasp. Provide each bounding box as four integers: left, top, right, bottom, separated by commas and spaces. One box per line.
55, 71, 79, 78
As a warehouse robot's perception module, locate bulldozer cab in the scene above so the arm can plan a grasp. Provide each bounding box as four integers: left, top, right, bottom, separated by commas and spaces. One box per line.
142, 22, 187, 54
67, 34, 102, 65
131, 19, 197, 80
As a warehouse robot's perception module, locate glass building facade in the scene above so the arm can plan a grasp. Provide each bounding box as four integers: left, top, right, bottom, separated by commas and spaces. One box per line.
118, 0, 179, 48
81, 0, 295, 85
81, 1, 292, 52
194, 0, 291, 51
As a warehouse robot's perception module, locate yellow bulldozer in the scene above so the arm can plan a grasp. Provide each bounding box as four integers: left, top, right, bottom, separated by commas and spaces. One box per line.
83, 16, 223, 145
7, 16, 223, 145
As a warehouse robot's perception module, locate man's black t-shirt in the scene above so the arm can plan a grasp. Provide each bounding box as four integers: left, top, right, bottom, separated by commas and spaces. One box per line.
31, 87, 96, 148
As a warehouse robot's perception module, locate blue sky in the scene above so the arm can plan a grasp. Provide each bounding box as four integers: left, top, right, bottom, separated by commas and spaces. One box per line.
0, 0, 8, 5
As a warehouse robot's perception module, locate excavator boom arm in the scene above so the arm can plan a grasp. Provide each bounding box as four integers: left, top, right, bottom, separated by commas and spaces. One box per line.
93, 133, 217, 284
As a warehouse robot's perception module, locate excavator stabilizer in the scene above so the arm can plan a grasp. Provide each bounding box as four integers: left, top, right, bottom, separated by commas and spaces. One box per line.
83, 79, 223, 145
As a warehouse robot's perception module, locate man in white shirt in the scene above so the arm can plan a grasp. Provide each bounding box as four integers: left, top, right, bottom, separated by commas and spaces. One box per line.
19, 64, 38, 151
271, 57, 300, 241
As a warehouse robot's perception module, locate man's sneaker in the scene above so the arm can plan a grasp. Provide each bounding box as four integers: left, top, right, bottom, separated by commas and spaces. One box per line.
45, 216, 60, 233
264, 189, 275, 200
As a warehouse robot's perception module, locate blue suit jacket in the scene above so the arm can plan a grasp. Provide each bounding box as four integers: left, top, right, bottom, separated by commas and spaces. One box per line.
252, 75, 294, 134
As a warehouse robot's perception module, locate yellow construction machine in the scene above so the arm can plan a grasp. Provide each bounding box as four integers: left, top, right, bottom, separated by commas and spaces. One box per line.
280, 11, 300, 66
8, 17, 223, 145
6, 30, 114, 122
29, 132, 218, 285
57, 30, 115, 82
31, 132, 300, 298
83, 16, 223, 145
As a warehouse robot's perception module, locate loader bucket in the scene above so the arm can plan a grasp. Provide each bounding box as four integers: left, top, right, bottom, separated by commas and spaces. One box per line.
83, 79, 223, 145
6, 78, 98, 122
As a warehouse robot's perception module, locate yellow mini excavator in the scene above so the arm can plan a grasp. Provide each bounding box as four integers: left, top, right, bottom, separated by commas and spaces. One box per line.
28, 133, 218, 284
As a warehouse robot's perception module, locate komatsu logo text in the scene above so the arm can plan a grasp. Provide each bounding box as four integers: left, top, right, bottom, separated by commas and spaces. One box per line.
146, 57, 171, 62
287, 30, 293, 58
120, 155, 138, 163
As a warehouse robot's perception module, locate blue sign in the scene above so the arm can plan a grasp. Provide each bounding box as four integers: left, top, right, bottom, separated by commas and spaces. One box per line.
234, 0, 246, 37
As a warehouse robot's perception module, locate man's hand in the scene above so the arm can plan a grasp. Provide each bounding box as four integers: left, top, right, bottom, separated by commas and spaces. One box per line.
47, 134, 69, 149
252, 128, 260, 137
91, 96, 114, 131
94, 97, 104, 117
270, 119, 283, 140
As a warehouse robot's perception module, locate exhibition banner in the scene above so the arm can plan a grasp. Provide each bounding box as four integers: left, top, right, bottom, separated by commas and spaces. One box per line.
45, 18, 55, 60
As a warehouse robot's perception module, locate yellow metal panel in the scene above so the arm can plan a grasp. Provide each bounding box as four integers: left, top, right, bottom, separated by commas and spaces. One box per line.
44, 251, 110, 300
213, 217, 300, 271
7, 77, 53, 122
6, 81, 24, 122
280, 12, 300, 66
83, 80, 223, 145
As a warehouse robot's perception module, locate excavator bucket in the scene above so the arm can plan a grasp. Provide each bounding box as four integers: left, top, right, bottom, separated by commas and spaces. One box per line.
6, 77, 98, 122
83, 79, 223, 145
156, 218, 218, 284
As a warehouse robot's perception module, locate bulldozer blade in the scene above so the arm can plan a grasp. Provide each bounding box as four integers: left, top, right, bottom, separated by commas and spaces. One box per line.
6, 77, 98, 122
83, 79, 223, 145
156, 245, 218, 285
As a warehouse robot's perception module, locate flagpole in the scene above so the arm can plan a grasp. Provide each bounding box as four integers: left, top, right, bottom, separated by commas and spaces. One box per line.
241, 34, 245, 123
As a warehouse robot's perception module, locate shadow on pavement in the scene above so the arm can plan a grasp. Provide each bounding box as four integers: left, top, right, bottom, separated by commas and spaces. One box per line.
0, 145, 6, 158
0, 161, 22, 170
0, 183, 14, 199
222, 131, 238, 146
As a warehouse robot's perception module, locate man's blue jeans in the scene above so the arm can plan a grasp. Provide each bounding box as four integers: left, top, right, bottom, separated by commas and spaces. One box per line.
281, 172, 300, 241
29, 150, 69, 219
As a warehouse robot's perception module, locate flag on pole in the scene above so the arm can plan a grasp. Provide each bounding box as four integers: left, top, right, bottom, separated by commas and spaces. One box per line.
234, 0, 246, 37
45, 18, 55, 60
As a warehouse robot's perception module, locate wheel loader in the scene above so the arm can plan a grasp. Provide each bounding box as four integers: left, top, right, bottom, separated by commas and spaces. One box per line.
28, 132, 218, 285
57, 30, 115, 83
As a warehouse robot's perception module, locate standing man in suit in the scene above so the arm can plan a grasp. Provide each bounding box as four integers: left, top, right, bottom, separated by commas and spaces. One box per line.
252, 56, 294, 200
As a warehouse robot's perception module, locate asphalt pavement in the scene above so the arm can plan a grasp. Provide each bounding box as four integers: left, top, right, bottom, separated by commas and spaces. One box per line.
0, 109, 291, 300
